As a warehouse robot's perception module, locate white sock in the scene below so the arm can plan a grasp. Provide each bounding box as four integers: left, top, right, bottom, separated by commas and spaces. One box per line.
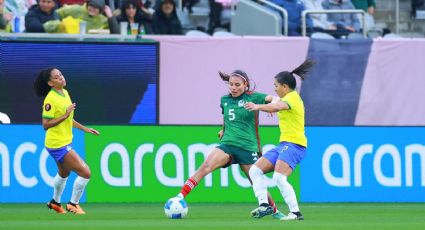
53, 174, 68, 203
249, 165, 268, 205
273, 172, 299, 213
70, 176, 90, 204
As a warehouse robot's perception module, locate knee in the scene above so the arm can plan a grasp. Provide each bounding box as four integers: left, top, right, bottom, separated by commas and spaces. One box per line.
58, 169, 70, 178
80, 166, 91, 179
273, 172, 287, 186
249, 165, 263, 179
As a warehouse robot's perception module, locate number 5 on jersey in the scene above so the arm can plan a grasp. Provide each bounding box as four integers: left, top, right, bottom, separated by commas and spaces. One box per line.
229, 109, 235, 121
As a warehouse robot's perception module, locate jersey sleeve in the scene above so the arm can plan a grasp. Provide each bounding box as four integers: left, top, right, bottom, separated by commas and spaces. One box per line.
252, 92, 267, 104
42, 96, 56, 119
282, 93, 294, 110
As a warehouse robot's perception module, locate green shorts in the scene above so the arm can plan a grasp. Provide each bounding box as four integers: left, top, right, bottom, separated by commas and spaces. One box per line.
216, 144, 259, 166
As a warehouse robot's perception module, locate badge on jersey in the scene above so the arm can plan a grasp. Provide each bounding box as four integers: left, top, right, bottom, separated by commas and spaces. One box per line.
238, 100, 245, 107
45, 103, 51, 111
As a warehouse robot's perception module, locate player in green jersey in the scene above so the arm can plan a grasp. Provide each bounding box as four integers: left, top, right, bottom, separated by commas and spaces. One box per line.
34, 68, 100, 214
175, 70, 284, 218
245, 60, 315, 221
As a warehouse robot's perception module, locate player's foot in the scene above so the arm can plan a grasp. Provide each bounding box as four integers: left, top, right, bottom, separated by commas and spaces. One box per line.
280, 212, 304, 221
272, 210, 285, 219
176, 193, 184, 199
46, 199, 66, 214
66, 202, 86, 214
251, 204, 274, 218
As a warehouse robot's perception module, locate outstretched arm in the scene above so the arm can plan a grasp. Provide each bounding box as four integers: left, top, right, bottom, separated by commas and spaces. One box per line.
245, 101, 289, 113
73, 120, 100, 135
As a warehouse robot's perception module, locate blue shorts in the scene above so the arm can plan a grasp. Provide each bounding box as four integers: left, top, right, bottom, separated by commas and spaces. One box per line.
263, 142, 306, 170
46, 144, 72, 163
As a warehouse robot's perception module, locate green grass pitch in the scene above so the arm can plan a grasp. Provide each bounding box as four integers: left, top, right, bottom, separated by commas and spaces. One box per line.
0, 203, 424, 230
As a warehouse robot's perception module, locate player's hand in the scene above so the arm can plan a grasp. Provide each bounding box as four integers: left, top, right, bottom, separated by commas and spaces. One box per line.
65, 103, 76, 117
86, 128, 100, 135
218, 129, 224, 139
244, 102, 258, 111
104, 5, 113, 18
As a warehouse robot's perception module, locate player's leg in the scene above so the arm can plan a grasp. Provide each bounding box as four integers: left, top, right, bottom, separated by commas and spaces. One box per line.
241, 163, 284, 218
46, 146, 70, 214
248, 156, 276, 218
274, 143, 306, 221
61, 149, 91, 214
178, 148, 231, 198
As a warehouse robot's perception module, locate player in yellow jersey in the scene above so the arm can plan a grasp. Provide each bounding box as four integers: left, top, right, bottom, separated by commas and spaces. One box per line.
34, 68, 100, 214
245, 60, 315, 221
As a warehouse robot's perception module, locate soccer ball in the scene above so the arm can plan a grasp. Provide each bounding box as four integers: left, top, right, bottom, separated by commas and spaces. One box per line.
164, 197, 188, 219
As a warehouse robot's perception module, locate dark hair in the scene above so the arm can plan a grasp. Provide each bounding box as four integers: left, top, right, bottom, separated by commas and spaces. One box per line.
219, 69, 256, 92
274, 60, 315, 89
34, 68, 55, 97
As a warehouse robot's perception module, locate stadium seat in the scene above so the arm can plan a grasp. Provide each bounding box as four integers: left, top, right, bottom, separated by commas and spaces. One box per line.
311, 32, 335, 39
213, 31, 236, 37
185, 30, 210, 37
347, 33, 365, 39
383, 33, 403, 39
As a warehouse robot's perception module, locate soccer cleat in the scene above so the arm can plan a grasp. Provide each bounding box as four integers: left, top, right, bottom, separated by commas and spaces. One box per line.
280, 212, 304, 221
251, 205, 274, 218
46, 199, 66, 214
272, 210, 286, 219
66, 202, 86, 214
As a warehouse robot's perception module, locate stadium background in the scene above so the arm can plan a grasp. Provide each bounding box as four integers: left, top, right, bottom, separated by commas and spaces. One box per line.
1, 36, 425, 204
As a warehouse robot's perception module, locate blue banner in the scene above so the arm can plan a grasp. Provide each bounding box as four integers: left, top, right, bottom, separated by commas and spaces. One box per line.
302, 39, 372, 125
0, 125, 85, 202
301, 127, 425, 202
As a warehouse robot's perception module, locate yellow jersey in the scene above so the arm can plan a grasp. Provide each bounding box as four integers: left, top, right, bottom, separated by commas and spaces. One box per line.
277, 91, 307, 147
42, 89, 74, 148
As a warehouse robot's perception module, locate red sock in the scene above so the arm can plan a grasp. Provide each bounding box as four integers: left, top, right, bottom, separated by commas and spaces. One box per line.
180, 178, 198, 197
268, 196, 277, 213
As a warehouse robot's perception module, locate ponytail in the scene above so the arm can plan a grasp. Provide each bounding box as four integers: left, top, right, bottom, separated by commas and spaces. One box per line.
275, 60, 315, 89
34, 68, 55, 97
290, 60, 315, 80
219, 70, 256, 92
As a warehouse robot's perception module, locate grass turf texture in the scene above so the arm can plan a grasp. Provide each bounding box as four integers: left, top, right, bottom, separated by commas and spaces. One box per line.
0, 203, 424, 230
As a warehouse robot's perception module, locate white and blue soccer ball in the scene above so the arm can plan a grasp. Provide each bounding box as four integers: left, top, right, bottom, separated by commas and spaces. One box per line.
164, 197, 188, 219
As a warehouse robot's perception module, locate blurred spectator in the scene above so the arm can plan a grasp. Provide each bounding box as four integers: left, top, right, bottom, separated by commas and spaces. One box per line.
25, 0, 60, 32
0, 0, 13, 31
270, 0, 313, 36
183, 0, 199, 14
151, 0, 182, 34
322, 0, 360, 38
208, 0, 232, 34
44, 0, 119, 33
351, 0, 374, 15
412, 0, 425, 18
5, 0, 36, 16
117, 0, 152, 34
303, 0, 334, 32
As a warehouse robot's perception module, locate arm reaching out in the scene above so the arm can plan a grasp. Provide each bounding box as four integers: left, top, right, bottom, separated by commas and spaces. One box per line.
245, 101, 289, 113
73, 120, 100, 135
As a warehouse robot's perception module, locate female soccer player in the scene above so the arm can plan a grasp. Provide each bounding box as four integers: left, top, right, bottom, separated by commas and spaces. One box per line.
175, 70, 284, 218
245, 60, 315, 221
34, 68, 100, 214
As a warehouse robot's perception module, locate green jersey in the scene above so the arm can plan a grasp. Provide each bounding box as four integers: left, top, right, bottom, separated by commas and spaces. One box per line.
220, 92, 267, 152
